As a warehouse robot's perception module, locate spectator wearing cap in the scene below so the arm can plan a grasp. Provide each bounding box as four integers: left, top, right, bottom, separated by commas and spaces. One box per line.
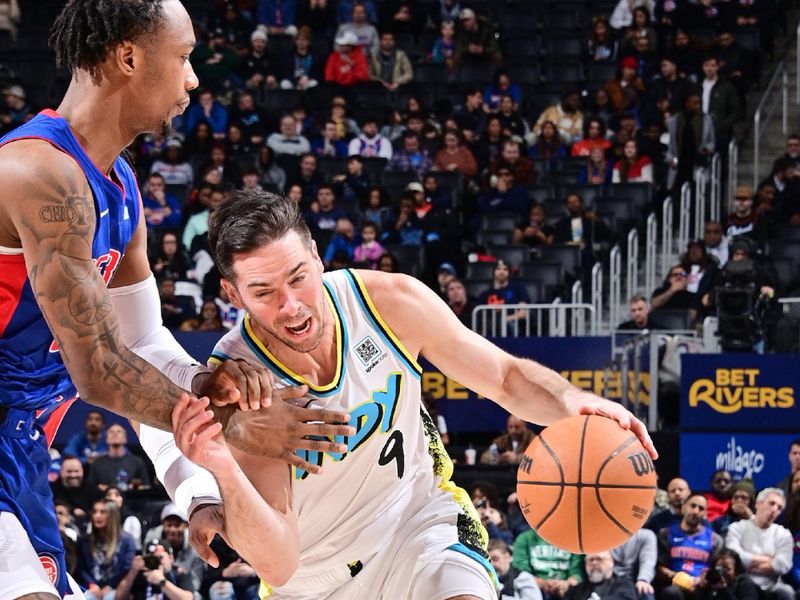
0, 84, 33, 134
386, 131, 433, 179
434, 128, 478, 179
115, 538, 196, 600
190, 27, 244, 92
325, 30, 370, 86
150, 139, 194, 187
142, 172, 183, 231
243, 28, 278, 94
369, 31, 414, 92
278, 26, 322, 90
455, 7, 500, 64
348, 115, 392, 159
334, 2, 378, 53
267, 114, 311, 156
144, 504, 205, 593
436, 262, 457, 299
533, 90, 584, 146
701, 55, 741, 154
604, 56, 646, 114
184, 89, 229, 139
256, 0, 297, 37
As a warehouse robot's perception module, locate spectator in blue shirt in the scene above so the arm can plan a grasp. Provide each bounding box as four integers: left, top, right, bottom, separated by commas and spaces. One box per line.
323, 217, 359, 266
483, 68, 522, 113
475, 167, 529, 229
142, 173, 183, 231
311, 120, 349, 158
336, 0, 378, 25
305, 184, 348, 233
63, 410, 108, 465
257, 0, 297, 36
184, 89, 228, 139
386, 131, 433, 179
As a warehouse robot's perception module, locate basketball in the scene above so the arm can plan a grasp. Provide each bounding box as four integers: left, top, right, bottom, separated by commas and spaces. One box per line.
516, 415, 657, 554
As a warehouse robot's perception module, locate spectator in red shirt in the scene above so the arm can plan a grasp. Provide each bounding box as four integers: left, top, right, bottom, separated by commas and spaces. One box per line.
571, 117, 612, 157
613, 139, 653, 183
324, 30, 369, 86
704, 469, 733, 522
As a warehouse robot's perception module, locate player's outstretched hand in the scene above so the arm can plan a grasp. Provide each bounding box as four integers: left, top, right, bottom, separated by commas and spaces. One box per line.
172, 395, 234, 474
573, 390, 659, 460
226, 384, 356, 473
197, 358, 276, 412
188, 504, 230, 568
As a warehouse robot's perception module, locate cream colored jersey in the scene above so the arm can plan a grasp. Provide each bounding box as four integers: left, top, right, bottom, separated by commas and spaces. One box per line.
209, 269, 491, 598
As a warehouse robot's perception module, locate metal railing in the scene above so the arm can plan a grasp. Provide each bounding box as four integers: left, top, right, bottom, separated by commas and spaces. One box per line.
677, 182, 692, 257
661, 196, 674, 275
609, 245, 622, 328
694, 167, 709, 240
645, 213, 657, 296
796, 21, 800, 103
626, 229, 639, 305
571, 281, 586, 335
754, 60, 789, 187
728, 139, 738, 216
710, 153, 722, 222
591, 262, 603, 333
471, 303, 597, 337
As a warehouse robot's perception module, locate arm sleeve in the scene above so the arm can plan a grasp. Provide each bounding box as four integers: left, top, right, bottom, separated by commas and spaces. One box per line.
108, 275, 221, 515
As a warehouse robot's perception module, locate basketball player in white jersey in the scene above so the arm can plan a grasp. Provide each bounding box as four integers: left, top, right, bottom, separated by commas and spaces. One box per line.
168, 190, 658, 600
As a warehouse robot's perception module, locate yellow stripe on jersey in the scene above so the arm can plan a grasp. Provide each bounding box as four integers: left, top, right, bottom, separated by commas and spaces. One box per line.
242, 285, 345, 393
258, 580, 272, 599
348, 270, 422, 374
419, 408, 488, 552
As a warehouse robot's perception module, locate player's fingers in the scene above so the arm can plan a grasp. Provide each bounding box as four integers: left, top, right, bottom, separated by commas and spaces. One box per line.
254, 366, 273, 408
190, 530, 219, 568
194, 421, 224, 448
299, 420, 356, 439
295, 437, 348, 454
171, 394, 193, 432
630, 417, 659, 460
175, 397, 209, 446
295, 405, 353, 427
285, 451, 322, 474
236, 361, 262, 412
274, 384, 310, 402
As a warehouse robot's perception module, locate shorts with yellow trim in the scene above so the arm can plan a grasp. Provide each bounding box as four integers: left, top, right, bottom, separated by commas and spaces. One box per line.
258, 520, 498, 600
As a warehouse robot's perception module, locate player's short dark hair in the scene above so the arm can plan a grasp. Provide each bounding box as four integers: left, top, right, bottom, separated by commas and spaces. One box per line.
208, 190, 312, 282
50, 0, 166, 78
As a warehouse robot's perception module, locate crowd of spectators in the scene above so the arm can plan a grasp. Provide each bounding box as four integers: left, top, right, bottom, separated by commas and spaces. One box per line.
3, 0, 795, 338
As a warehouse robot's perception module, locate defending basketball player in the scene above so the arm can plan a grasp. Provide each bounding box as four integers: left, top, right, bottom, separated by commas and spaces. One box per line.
0, 2, 351, 599
169, 191, 658, 600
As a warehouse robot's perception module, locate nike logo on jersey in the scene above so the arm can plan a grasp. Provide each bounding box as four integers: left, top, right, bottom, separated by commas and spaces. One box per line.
99, 208, 109, 218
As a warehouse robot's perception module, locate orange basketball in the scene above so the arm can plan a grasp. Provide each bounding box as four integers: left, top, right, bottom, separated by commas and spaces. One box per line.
516, 415, 657, 554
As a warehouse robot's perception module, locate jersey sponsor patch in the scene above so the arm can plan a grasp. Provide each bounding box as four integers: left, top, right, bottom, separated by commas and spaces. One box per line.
354, 335, 383, 369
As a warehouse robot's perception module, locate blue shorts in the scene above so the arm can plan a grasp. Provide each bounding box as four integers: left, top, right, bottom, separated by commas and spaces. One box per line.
0, 407, 69, 596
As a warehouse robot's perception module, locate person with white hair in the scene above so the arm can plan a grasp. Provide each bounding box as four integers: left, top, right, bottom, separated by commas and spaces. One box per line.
564, 551, 637, 600
725, 488, 794, 600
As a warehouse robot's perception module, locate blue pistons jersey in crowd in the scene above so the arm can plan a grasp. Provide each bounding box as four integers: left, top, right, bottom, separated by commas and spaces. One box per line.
0, 109, 140, 595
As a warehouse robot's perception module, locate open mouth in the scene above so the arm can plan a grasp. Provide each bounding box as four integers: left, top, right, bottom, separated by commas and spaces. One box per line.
285, 317, 312, 337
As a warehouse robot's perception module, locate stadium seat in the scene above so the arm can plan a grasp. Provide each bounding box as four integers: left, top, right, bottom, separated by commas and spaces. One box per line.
362, 158, 389, 181
466, 262, 497, 280
165, 184, 189, 205
558, 184, 604, 207
505, 38, 542, 61
414, 64, 449, 85
543, 36, 584, 59
265, 90, 303, 114
517, 278, 543, 303
775, 224, 800, 241
382, 171, 419, 188
508, 63, 541, 86
542, 60, 584, 85
524, 185, 556, 205
481, 213, 520, 231
608, 182, 652, 211
488, 245, 530, 268
455, 63, 491, 86
519, 261, 565, 296
768, 240, 800, 266
596, 196, 636, 222
498, 10, 539, 35
317, 157, 349, 179
384, 244, 425, 276
465, 278, 492, 300
537, 245, 582, 276
652, 309, 693, 330
476, 229, 514, 247
771, 256, 797, 290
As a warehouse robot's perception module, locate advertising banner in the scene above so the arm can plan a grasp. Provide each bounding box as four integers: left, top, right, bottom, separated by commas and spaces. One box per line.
680, 354, 799, 431
680, 432, 796, 490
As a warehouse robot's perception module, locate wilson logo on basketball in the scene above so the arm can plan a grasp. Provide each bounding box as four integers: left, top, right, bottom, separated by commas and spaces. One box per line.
519, 455, 533, 475
39, 553, 59, 584
627, 451, 655, 477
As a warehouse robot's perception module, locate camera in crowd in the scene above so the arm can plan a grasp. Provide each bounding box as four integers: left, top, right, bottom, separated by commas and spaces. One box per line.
705, 565, 727, 586
143, 539, 171, 571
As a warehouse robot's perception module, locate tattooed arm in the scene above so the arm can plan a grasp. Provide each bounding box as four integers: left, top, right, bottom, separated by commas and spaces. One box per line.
0, 141, 217, 432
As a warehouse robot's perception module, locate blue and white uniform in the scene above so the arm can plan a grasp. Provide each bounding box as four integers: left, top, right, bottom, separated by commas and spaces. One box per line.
210, 269, 498, 600
0, 109, 140, 598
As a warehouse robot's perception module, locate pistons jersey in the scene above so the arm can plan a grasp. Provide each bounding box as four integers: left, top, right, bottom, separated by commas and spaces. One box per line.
0, 109, 140, 434
210, 269, 493, 597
